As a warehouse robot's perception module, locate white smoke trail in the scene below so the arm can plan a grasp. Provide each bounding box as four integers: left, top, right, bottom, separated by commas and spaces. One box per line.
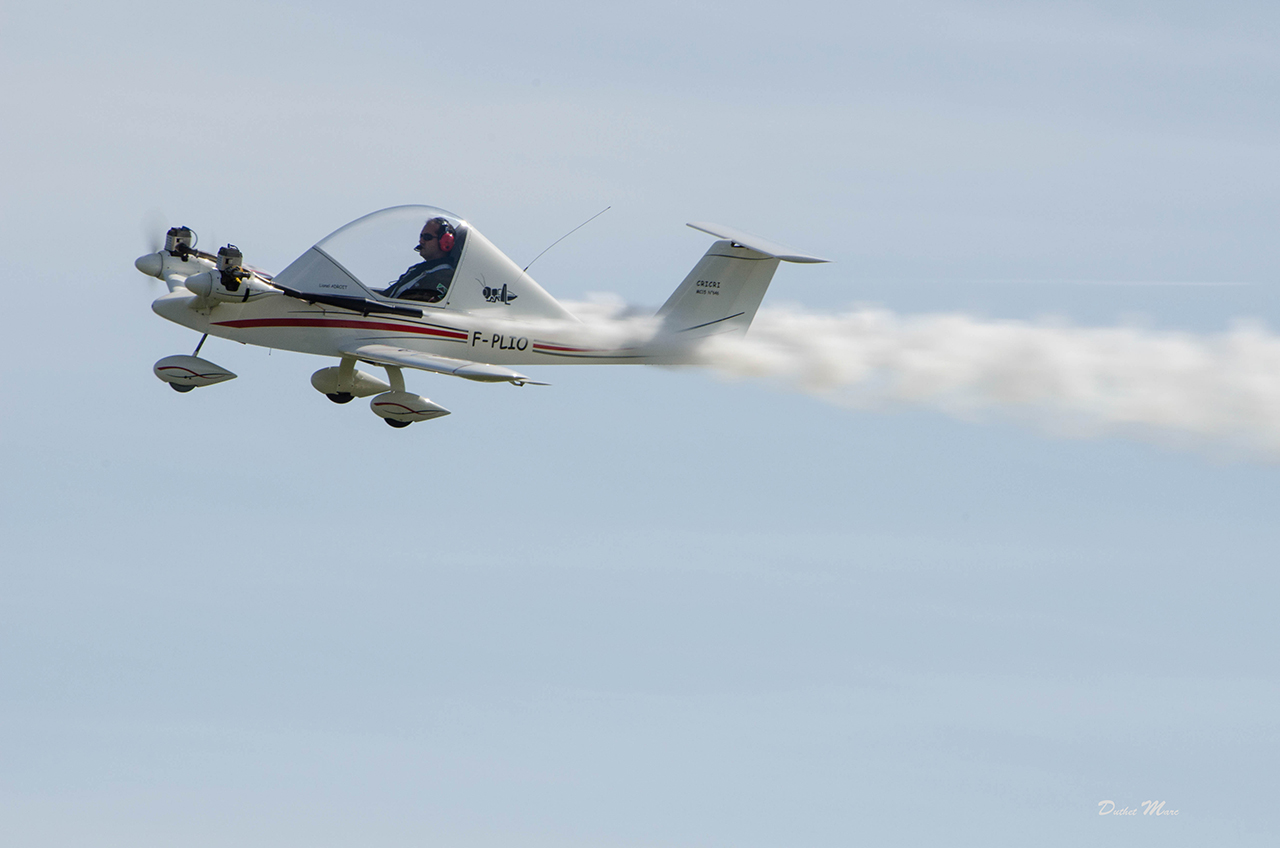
565, 298, 1280, 457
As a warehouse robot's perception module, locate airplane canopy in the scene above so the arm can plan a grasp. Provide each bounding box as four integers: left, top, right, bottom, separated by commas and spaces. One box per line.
274, 205, 574, 321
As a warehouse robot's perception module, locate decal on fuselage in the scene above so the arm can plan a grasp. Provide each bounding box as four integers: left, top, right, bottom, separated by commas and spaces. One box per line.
471, 331, 529, 351
483, 284, 518, 304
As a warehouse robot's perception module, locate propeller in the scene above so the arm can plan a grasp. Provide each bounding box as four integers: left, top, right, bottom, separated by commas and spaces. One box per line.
136, 212, 210, 287
142, 208, 168, 254
136, 210, 170, 287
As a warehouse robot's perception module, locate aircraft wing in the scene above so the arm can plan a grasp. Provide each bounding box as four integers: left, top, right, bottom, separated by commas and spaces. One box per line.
342, 343, 547, 385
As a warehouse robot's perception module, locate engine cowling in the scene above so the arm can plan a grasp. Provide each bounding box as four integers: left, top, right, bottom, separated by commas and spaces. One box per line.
154, 355, 237, 390
183, 269, 275, 303
370, 391, 450, 426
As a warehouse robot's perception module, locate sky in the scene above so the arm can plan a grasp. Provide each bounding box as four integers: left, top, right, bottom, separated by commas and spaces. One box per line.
2, 1, 1278, 845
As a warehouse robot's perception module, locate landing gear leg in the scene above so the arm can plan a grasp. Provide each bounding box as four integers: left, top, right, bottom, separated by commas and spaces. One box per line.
383, 365, 406, 392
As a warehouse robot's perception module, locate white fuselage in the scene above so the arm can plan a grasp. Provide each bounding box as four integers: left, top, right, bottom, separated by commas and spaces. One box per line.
152, 287, 660, 367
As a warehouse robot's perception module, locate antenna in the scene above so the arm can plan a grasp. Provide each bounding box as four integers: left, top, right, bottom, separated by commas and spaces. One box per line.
520, 206, 611, 276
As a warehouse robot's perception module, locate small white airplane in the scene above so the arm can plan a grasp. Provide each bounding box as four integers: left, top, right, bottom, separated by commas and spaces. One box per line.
135, 205, 827, 427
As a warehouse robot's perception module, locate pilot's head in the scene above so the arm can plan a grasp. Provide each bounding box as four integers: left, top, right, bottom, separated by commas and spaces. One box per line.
416, 217, 456, 262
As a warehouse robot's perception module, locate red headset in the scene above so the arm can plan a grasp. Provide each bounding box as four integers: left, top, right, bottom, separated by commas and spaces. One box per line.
429, 218, 456, 253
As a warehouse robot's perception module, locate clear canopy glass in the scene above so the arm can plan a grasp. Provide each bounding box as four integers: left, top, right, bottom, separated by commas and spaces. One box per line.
273, 204, 574, 320
315, 205, 465, 298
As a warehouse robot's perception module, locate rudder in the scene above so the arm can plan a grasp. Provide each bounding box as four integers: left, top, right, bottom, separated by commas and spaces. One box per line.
656, 222, 829, 337
656, 241, 780, 337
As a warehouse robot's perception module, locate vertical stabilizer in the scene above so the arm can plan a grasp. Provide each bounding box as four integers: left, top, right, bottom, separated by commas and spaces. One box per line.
656, 241, 780, 337
657, 224, 827, 337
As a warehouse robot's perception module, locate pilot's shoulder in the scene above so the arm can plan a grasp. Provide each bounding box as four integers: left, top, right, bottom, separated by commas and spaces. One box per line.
393, 260, 430, 281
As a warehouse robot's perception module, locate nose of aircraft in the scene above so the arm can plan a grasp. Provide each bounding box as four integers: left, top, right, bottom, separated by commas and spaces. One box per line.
135, 251, 164, 277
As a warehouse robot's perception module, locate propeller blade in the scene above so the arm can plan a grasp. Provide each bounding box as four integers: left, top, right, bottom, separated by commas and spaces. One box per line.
142, 208, 168, 253
137, 210, 177, 290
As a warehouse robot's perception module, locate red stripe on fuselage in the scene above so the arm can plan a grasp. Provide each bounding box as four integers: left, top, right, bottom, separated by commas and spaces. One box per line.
532, 342, 597, 353
211, 317, 468, 340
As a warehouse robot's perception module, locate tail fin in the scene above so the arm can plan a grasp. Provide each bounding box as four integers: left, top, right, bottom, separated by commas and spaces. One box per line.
656, 222, 828, 337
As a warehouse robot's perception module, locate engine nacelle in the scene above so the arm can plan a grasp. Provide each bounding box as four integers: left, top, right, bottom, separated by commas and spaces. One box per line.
183, 269, 275, 303
154, 355, 237, 391
370, 391, 450, 426
311, 366, 391, 398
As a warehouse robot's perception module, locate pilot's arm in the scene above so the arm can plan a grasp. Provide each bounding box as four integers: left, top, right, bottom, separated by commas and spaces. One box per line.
383, 261, 454, 303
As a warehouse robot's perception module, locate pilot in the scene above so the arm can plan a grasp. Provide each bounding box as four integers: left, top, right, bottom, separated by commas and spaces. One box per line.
380, 217, 458, 303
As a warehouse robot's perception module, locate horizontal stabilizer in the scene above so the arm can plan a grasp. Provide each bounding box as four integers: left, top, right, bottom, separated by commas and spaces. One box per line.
342, 343, 546, 385
686, 223, 829, 263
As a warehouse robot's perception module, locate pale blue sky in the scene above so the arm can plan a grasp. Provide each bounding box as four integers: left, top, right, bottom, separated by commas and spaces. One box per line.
2, 2, 1278, 845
